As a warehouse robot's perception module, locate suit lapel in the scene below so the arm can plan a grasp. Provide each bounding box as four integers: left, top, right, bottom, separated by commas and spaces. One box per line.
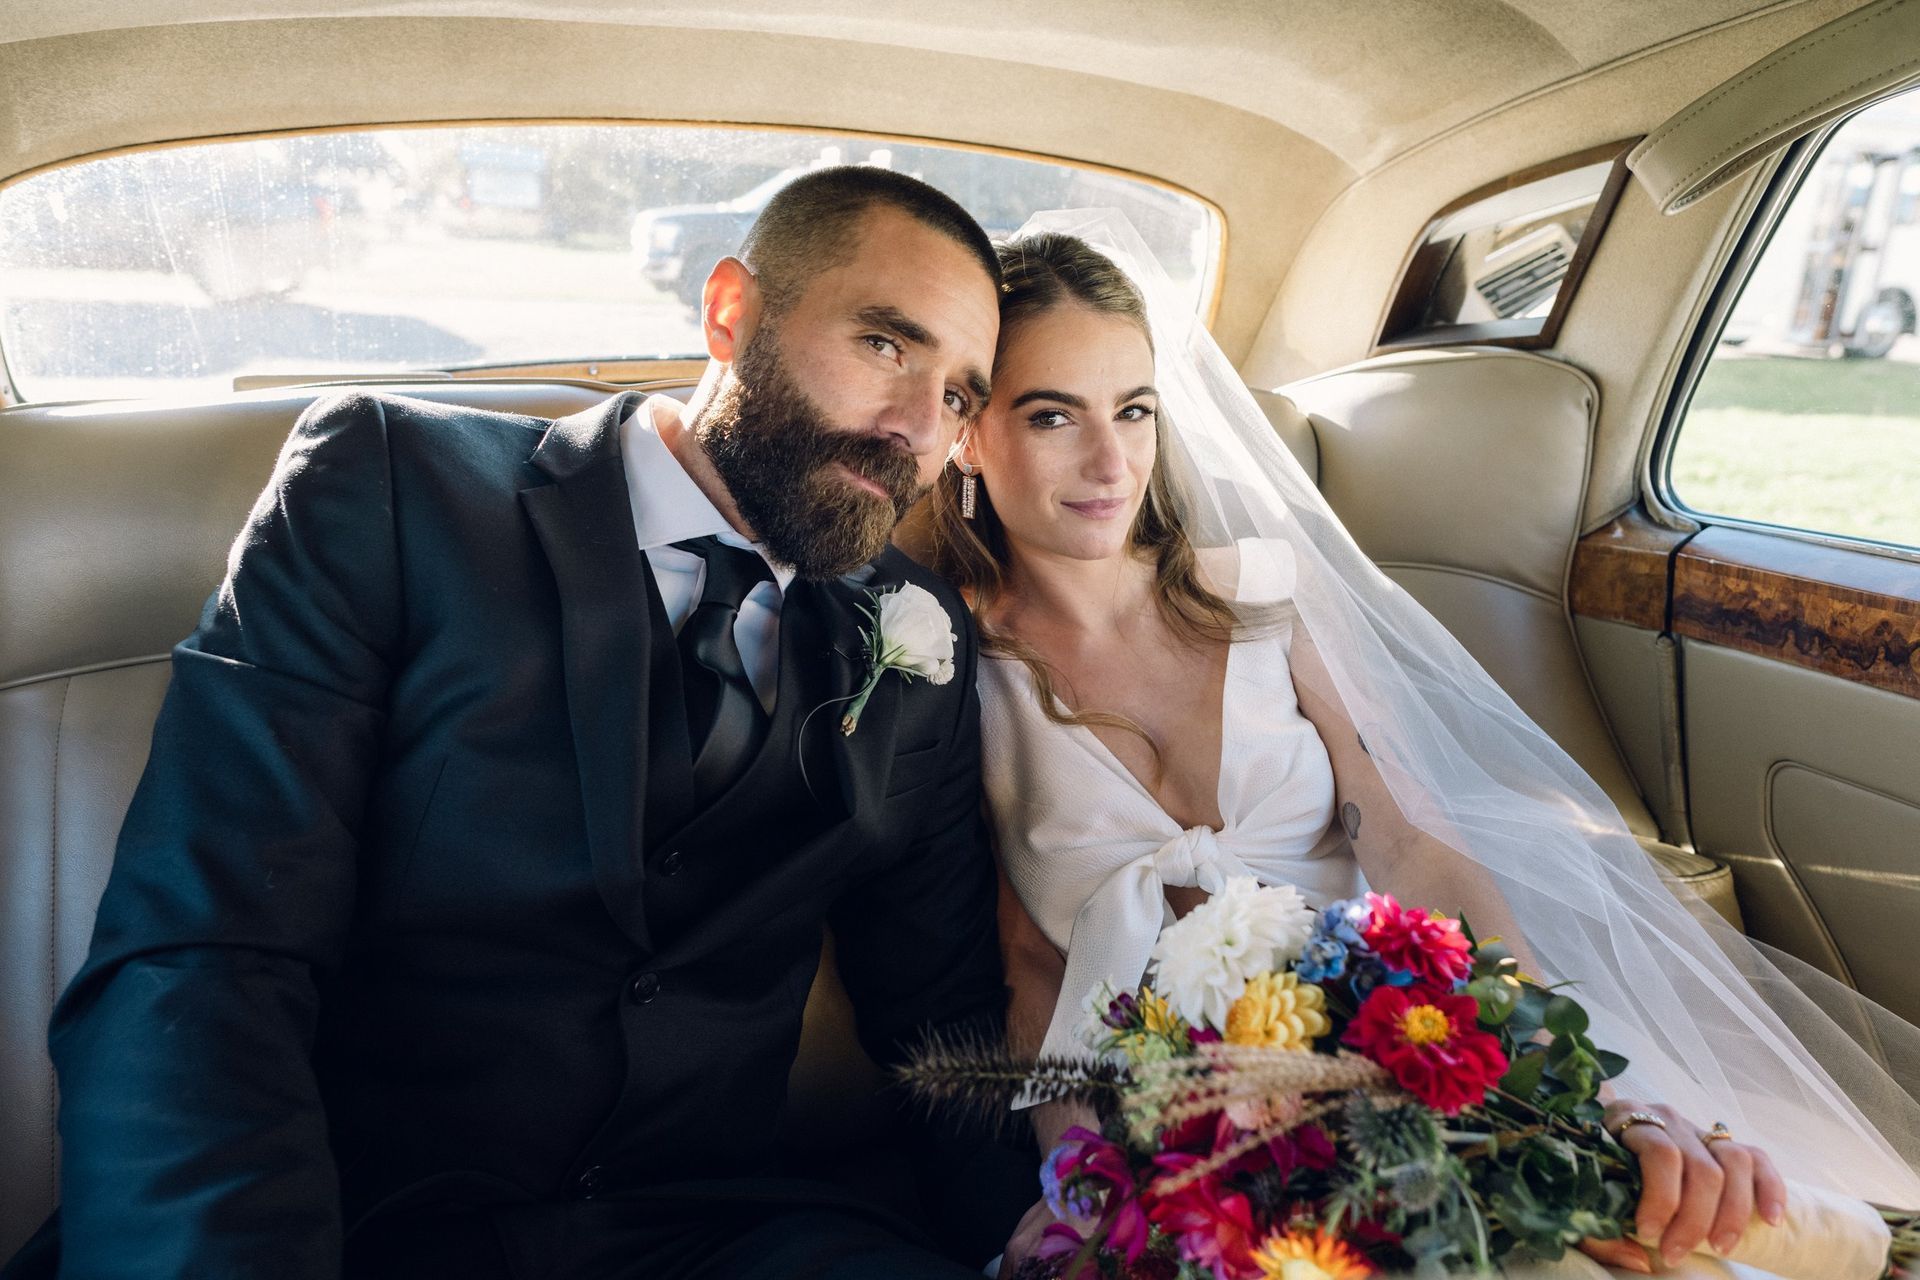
518, 391, 655, 952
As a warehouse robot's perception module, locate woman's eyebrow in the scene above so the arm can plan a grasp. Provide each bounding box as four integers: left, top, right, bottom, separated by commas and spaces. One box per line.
1010, 388, 1087, 410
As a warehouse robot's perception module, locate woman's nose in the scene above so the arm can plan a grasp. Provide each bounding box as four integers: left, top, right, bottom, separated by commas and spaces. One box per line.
1083, 423, 1128, 484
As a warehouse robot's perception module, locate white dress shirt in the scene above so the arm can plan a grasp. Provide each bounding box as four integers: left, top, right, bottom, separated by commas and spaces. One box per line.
619, 395, 794, 713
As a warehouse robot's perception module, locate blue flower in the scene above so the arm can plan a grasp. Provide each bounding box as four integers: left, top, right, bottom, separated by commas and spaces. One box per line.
1296, 935, 1349, 983
1349, 957, 1416, 998
1320, 898, 1371, 948
1040, 1143, 1097, 1221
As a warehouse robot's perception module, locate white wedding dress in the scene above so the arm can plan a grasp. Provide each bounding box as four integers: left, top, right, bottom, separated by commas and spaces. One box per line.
982, 541, 1367, 1067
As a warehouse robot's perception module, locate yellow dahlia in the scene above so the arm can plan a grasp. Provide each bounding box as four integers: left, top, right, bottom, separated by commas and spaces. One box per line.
1137, 985, 1185, 1037
1224, 972, 1329, 1049
1252, 1227, 1375, 1279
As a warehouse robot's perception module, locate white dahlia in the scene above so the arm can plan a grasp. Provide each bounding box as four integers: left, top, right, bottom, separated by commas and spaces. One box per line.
1148, 876, 1316, 1031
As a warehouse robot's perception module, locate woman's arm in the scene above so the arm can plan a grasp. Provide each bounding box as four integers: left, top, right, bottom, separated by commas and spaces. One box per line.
998, 866, 1101, 1155
1285, 630, 1540, 977
1286, 629, 1785, 1271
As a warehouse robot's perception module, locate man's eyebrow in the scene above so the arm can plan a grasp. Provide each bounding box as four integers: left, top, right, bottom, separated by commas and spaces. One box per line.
1010, 387, 1088, 411
855, 304, 990, 407
852, 305, 936, 349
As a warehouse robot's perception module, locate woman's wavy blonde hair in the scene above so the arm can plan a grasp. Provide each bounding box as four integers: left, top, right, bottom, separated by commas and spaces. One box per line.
923, 232, 1241, 750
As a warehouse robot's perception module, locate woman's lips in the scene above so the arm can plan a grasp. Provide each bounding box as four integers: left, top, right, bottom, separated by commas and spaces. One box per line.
1063, 497, 1128, 518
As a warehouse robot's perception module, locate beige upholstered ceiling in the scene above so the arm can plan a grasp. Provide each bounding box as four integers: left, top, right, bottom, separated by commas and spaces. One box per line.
0, 0, 1851, 171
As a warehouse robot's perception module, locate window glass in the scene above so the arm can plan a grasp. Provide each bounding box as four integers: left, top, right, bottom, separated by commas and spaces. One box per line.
0, 125, 1218, 401
1379, 150, 1620, 349
1670, 87, 1920, 549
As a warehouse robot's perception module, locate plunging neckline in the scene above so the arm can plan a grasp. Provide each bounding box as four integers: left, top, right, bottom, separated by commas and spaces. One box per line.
1037, 633, 1241, 837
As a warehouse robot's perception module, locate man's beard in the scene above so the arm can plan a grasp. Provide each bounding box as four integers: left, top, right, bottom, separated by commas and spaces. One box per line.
692, 325, 925, 582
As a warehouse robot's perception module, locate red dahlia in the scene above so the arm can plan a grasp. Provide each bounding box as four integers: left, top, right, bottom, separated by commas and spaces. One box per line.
1341, 986, 1508, 1115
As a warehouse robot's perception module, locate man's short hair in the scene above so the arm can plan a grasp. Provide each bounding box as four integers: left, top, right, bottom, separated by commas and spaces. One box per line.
737, 165, 1000, 315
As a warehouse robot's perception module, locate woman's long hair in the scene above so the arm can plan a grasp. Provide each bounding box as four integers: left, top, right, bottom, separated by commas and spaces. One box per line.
923, 232, 1240, 750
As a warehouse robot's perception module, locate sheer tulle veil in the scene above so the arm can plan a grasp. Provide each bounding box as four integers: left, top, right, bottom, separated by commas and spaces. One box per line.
1001, 208, 1920, 1205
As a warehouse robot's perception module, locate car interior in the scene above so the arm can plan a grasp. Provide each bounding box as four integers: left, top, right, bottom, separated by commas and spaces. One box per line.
4, 0, 1920, 1259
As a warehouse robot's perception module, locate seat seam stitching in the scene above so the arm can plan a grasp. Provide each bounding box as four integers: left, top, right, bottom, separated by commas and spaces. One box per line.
47, 675, 71, 1205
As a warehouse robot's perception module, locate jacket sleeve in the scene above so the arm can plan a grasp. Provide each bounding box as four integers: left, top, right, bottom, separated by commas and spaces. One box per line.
47, 392, 403, 1279
827, 599, 1036, 1264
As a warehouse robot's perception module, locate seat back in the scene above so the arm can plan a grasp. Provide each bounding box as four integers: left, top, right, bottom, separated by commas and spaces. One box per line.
0, 381, 893, 1260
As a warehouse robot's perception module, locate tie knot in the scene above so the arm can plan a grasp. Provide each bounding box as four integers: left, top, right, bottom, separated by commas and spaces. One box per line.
675, 535, 772, 611
1154, 826, 1229, 892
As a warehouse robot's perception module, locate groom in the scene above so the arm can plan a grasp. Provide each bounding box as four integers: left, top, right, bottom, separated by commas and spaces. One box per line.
8, 167, 1027, 1279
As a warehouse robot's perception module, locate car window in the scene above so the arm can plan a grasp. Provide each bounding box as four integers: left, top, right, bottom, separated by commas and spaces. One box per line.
0, 125, 1218, 402
1667, 86, 1920, 551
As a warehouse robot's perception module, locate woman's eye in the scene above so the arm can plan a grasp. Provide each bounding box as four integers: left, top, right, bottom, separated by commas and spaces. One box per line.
863, 335, 901, 360
1119, 403, 1158, 422
1028, 409, 1070, 429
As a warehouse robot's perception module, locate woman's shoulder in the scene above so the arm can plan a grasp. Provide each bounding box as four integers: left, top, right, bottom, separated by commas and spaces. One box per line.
1194, 537, 1299, 605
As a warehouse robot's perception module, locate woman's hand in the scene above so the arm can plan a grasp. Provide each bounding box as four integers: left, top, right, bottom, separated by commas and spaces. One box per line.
1000, 1196, 1060, 1276
1579, 1100, 1788, 1274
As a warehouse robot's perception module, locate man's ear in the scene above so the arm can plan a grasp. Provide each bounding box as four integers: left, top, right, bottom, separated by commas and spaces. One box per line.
701, 256, 761, 363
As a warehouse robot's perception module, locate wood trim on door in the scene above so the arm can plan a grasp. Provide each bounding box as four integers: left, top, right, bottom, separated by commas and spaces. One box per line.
1571, 513, 1920, 700
1671, 528, 1920, 701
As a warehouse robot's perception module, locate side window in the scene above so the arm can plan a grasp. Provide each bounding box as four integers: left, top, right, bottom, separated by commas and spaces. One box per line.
1667, 86, 1920, 551
1376, 141, 1632, 353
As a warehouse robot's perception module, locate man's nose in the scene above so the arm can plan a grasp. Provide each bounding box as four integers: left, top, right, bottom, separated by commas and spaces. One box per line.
877, 372, 946, 456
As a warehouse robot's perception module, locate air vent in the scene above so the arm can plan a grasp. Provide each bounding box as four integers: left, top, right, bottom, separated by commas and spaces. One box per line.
1475, 227, 1575, 319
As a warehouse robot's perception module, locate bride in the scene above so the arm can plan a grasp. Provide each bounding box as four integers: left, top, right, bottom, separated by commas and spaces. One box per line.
919, 217, 1920, 1276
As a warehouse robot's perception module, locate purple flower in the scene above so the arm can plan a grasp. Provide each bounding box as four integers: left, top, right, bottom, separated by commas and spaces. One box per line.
1040, 1141, 1098, 1222
1102, 991, 1140, 1031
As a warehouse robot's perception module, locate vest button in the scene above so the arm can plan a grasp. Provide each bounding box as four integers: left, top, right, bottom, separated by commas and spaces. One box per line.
627, 971, 660, 1005
660, 850, 685, 876
576, 1165, 605, 1198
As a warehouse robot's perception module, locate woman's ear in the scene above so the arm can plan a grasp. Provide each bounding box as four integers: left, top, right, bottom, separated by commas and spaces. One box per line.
948, 428, 982, 474
700, 256, 760, 363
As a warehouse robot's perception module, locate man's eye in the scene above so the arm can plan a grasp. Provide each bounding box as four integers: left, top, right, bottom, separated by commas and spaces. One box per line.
944, 389, 971, 416
863, 335, 901, 359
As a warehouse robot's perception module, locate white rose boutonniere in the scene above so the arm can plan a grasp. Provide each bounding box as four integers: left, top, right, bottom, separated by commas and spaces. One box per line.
841, 583, 957, 736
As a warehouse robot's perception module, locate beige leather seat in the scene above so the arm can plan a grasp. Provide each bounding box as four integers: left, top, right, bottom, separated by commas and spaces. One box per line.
0, 361, 1734, 1259
1265, 348, 1736, 922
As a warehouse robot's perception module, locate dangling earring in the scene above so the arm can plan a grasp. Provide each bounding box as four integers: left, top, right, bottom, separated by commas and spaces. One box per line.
949, 440, 980, 520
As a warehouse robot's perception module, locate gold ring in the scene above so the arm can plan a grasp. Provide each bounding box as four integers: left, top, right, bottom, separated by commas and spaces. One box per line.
1609, 1110, 1667, 1138
1701, 1122, 1734, 1145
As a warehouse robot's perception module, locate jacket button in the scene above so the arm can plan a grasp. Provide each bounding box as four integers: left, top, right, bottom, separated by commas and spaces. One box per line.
627, 971, 660, 1004
576, 1165, 605, 1198
660, 850, 684, 876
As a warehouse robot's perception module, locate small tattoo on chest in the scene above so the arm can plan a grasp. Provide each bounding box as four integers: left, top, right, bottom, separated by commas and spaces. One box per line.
1342, 801, 1362, 840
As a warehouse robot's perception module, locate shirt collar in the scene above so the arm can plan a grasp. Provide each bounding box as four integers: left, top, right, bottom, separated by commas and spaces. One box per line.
619, 394, 795, 592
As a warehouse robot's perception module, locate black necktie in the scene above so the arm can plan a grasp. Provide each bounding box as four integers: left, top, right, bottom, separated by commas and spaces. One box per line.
673, 536, 774, 803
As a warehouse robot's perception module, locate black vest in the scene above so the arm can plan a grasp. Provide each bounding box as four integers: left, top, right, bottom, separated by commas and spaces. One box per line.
638, 563, 839, 944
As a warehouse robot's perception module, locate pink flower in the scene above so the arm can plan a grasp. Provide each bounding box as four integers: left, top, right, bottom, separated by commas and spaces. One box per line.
1360, 894, 1474, 989
1142, 1154, 1263, 1279
1050, 1125, 1152, 1263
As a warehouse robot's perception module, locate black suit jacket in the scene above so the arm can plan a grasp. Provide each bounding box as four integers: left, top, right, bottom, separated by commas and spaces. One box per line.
27, 391, 1014, 1278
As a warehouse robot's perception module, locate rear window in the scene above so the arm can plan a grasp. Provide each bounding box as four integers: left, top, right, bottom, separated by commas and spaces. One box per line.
0, 124, 1219, 402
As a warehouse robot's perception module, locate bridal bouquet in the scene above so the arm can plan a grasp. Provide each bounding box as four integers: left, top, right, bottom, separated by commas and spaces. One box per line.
901, 878, 1920, 1279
